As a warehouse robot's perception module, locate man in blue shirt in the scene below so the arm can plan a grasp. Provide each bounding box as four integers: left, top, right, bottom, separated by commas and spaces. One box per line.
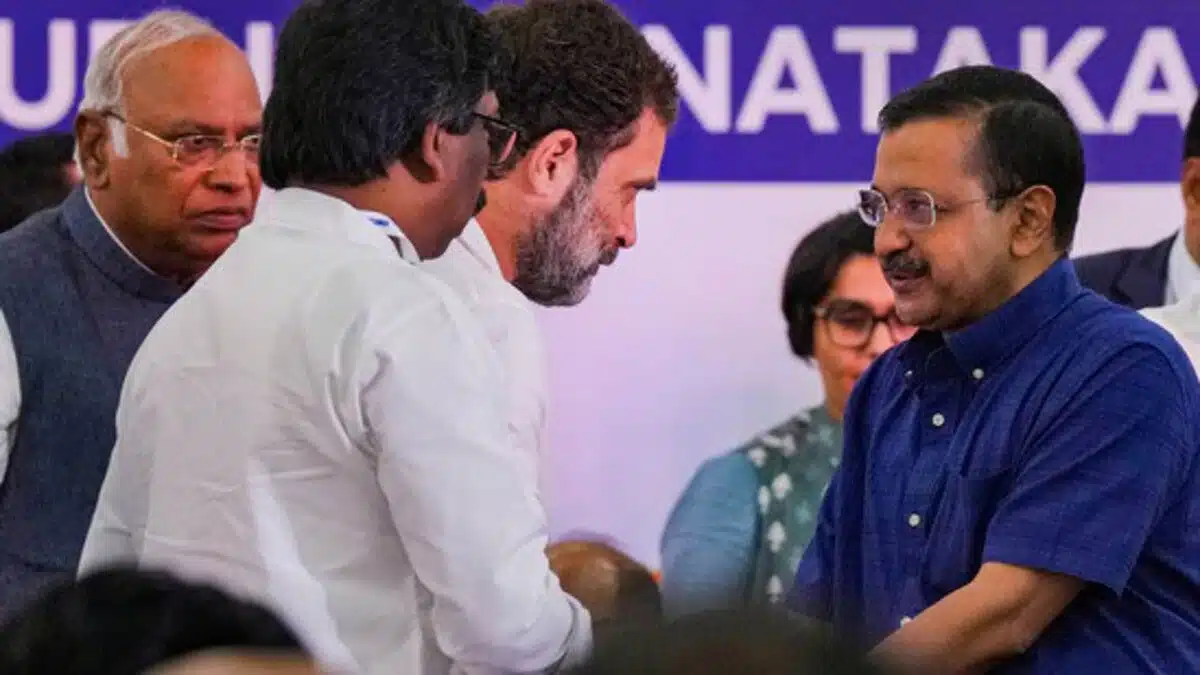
789, 64, 1200, 673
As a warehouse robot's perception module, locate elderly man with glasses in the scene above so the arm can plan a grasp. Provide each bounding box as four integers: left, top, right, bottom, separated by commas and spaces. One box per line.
0, 9, 261, 617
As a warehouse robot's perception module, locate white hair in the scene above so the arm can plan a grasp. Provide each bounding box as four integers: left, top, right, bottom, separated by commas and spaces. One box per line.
77, 9, 221, 160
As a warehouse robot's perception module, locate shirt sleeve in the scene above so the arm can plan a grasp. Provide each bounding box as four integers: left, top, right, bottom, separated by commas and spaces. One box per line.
983, 343, 1194, 594
476, 299, 550, 498
77, 364, 146, 575
788, 363, 878, 620
788, 472, 838, 619
0, 310, 19, 486
364, 293, 590, 674
659, 453, 760, 617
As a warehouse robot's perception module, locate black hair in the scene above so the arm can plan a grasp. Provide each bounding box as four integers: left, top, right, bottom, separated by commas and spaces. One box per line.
878, 65, 1085, 252
1184, 95, 1200, 160
782, 211, 876, 359
613, 565, 662, 622
0, 132, 76, 232
261, 0, 499, 188
485, 0, 678, 179
0, 566, 307, 674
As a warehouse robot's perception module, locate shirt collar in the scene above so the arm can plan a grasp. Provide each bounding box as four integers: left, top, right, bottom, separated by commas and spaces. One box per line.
60, 186, 183, 302
457, 218, 503, 277
256, 187, 421, 264
83, 188, 157, 275
1167, 231, 1200, 304
900, 257, 1083, 377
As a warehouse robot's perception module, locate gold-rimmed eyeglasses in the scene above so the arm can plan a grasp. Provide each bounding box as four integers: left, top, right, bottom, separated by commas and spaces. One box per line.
103, 112, 261, 169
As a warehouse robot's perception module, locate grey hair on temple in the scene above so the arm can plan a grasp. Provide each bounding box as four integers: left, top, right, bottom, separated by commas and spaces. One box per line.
76, 9, 221, 158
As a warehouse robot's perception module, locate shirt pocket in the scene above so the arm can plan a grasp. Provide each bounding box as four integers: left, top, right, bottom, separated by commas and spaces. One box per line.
922, 465, 1013, 596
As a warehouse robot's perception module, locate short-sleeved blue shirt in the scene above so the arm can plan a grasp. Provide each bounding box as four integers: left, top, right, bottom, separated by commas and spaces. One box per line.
789, 258, 1200, 673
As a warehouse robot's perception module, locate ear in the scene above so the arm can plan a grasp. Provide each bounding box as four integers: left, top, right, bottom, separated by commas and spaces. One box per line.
1009, 185, 1057, 258
1182, 158, 1200, 214
415, 120, 448, 184
522, 129, 579, 202
74, 112, 112, 189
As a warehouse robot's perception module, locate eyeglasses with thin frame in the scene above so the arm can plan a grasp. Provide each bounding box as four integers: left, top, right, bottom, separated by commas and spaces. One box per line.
857, 187, 1019, 232
103, 112, 261, 169
471, 112, 521, 167
813, 299, 917, 349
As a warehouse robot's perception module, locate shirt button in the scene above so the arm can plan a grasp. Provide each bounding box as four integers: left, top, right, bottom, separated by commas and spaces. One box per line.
931, 413, 945, 427
972, 368, 984, 380
907, 513, 921, 527
900, 616, 912, 625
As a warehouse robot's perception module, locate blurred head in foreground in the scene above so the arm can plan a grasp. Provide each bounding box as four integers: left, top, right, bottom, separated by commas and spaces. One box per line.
570, 609, 907, 675
548, 539, 661, 622
0, 566, 312, 675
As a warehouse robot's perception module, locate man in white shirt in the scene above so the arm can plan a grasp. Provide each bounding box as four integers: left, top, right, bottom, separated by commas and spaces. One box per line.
0, 10, 261, 615
78, 1, 590, 674
1143, 290, 1200, 367
423, 0, 680, 488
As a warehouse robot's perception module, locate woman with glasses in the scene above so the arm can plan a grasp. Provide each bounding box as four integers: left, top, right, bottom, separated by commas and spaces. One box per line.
660, 210, 915, 617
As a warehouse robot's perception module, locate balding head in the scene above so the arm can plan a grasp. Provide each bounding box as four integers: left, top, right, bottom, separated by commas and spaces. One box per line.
74, 9, 262, 284
78, 10, 230, 154
548, 540, 661, 622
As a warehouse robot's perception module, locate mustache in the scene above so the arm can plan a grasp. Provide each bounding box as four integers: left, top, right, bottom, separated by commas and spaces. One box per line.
599, 247, 619, 266
880, 251, 930, 277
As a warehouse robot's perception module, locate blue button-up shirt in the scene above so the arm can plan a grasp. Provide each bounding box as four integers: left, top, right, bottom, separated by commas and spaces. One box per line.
789, 258, 1200, 673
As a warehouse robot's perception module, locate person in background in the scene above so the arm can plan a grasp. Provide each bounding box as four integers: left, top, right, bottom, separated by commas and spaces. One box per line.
1142, 293, 1200, 366
1074, 95, 1200, 308
0, 567, 312, 675
79, 0, 590, 673
659, 211, 912, 617
0, 10, 261, 617
548, 539, 662, 623
423, 0, 678, 495
792, 65, 1200, 673
0, 132, 80, 232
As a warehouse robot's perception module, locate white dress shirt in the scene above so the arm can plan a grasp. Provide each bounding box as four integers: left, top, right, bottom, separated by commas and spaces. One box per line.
0, 314, 15, 482
422, 221, 549, 495
1166, 233, 1200, 305
1143, 284, 1200, 368
0, 189, 150, 483
78, 187, 590, 675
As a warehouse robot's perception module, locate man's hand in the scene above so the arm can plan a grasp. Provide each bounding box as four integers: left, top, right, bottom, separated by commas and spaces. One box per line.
869, 562, 1083, 673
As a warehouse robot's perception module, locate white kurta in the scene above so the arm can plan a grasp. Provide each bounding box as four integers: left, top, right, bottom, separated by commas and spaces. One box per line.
78, 187, 590, 675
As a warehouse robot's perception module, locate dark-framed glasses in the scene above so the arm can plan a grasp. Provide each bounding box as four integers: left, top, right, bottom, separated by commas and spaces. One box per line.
814, 299, 916, 349
104, 112, 260, 169
472, 112, 521, 167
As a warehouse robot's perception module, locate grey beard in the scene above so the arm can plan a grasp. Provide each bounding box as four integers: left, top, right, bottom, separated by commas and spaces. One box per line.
512, 177, 609, 307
